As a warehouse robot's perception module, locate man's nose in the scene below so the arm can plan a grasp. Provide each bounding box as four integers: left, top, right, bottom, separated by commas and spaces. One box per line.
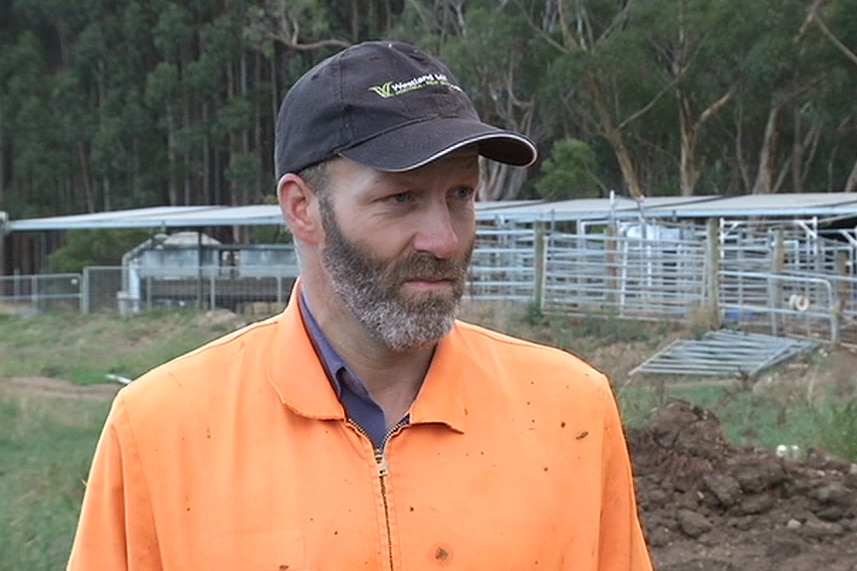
412, 201, 461, 259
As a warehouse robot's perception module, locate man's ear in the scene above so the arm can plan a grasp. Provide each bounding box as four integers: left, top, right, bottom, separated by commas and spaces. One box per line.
277, 173, 323, 245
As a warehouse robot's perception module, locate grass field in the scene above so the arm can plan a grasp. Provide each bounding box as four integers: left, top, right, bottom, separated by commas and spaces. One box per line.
0, 304, 855, 569
0, 309, 252, 383
0, 308, 251, 570
0, 392, 110, 569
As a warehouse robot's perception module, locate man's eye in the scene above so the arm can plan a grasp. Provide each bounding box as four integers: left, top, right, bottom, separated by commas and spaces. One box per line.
390, 192, 413, 203
452, 187, 475, 200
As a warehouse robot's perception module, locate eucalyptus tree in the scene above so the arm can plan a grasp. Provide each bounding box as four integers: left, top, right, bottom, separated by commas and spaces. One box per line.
800, 0, 857, 191
522, 0, 854, 197
508, 0, 667, 199
631, 0, 742, 196
433, 4, 550, 200
0, 28, 58, 216
728, 0, 833, 194
2, 0, 93, 215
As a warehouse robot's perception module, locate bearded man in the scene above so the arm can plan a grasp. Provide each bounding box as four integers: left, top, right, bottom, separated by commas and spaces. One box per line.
68, 41, 653, 571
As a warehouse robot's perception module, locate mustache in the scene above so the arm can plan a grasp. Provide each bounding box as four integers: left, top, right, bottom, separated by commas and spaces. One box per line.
389, 253, 469, 282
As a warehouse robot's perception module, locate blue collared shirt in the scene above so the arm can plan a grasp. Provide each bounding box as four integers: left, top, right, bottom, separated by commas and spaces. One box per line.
299, 293, 404, 449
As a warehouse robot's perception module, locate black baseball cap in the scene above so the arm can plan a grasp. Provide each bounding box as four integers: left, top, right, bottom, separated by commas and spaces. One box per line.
275, 41, 537, 178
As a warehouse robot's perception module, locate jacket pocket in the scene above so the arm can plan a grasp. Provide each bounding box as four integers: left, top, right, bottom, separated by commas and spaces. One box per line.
207, 528, 306, 571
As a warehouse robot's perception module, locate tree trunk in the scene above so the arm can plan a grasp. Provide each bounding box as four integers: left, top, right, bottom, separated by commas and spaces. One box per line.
254, 51, 264, 203
350, 0, 360, 41
751, 102, 785, 194
203, 103, 211, 204
183, 97, 192, 205
0, 114, 5, 210
214, 147, 222, 205
679, 96, 699, 197
845, 155, 857, 192
791, 111, 824, 193
103, 176, 112, 211
480, 162, 529, 201
587, 73, 644, 198
678, 90, 734, 196
168, 117, 179, 206
77, 140, 95, 212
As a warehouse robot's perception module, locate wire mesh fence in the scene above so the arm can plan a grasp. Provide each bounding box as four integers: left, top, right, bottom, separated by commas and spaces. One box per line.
541, 232, 708, 319
82, 266, 296, 314
0, 272, 83, 313
4, 220, 857, 344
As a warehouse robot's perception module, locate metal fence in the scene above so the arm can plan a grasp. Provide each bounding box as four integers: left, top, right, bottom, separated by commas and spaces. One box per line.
541, 231, 707, 319
5, 222, 857, 344
0, 272, 84, 313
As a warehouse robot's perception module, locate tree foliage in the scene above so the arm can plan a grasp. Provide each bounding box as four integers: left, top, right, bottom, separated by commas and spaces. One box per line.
48, 228, 152, 272
536, 138, 600, 200
1, 0, 856, 227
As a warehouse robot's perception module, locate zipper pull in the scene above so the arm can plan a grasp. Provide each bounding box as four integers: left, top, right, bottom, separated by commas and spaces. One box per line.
375, 449, 389, 477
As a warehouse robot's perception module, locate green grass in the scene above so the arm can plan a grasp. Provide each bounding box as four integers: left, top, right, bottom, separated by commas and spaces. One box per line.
616, 380, 850, 453
812, 395, 857, 460
0, 309, 252, 383
0, 394, 110, 569
0, 305, 856, 569
0, 309, 258, 571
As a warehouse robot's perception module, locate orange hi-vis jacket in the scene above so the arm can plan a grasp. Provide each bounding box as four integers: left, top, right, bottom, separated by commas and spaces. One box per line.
68, 295, 653, 571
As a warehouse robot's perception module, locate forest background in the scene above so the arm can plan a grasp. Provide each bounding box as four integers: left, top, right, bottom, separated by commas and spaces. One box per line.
2, 0, 857, 224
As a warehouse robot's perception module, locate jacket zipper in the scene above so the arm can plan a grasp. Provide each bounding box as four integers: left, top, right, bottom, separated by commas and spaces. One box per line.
348, 421, 403, 571
375, 447, 394, 571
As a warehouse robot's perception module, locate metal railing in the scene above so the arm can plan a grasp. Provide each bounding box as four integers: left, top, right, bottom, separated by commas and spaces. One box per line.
4, 222, 857, 344
0, 272, 83, 313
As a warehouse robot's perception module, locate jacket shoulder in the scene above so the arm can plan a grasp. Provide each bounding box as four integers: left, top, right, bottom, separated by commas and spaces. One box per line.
119, 313, 283, 410
452, 320, 608, 388
456, 321, 603, 376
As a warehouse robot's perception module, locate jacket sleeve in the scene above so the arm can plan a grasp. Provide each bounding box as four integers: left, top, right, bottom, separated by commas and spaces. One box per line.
598, 383, 654, 571
67, 395, 162, 570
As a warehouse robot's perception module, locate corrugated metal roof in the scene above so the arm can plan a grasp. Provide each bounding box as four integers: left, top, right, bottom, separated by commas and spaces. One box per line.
2, 202, 545, 231
3, 205, 279, 231
5, 192, 857, 233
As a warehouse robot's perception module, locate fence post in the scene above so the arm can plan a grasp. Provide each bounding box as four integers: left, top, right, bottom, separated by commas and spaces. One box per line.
80, 269, 89, 314
31, 274, 38, 311
833, 250, 848, 346
209, 274, 217, 310
705, 218, 721, 329
605, 224, 618, 308
533, 221, 547, 310
770, 228, 785, 336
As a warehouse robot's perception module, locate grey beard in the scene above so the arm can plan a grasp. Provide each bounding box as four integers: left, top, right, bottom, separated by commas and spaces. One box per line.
319, 198, 471, 352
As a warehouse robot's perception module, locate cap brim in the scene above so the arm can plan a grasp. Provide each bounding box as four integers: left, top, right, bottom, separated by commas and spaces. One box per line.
339, 118, 537, 172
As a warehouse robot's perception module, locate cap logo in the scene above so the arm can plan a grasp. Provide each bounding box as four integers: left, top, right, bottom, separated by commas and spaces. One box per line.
368, 73, 462, 99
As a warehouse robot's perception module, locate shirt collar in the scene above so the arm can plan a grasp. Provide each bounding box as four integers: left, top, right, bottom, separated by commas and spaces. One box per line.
266, 280, 467, 432
298, 291, 375, 401
298, 291, 347, 396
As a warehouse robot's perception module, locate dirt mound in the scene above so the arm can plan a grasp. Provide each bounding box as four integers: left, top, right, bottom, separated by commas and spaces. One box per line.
631, 399, 857, 571
3, 375, 854, 569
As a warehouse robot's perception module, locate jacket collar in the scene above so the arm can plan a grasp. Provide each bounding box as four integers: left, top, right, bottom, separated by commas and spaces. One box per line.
266, 280, 467, 433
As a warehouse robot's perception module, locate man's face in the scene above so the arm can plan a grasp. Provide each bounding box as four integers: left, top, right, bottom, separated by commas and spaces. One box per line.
316, 150, 478, 352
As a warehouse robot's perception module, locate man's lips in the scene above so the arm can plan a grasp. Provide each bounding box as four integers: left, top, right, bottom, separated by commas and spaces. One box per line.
401, 277, 457, 291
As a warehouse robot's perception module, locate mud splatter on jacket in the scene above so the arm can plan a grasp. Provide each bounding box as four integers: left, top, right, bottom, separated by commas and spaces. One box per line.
68, 292, 652, 570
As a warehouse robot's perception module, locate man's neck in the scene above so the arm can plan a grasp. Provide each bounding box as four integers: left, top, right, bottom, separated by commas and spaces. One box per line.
302, 283, 435, 428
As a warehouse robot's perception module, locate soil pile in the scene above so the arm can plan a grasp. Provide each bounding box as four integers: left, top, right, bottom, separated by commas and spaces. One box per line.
631, 399, 857, 571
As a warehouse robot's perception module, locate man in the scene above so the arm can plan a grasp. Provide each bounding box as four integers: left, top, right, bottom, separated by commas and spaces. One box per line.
68, 41, 652, 570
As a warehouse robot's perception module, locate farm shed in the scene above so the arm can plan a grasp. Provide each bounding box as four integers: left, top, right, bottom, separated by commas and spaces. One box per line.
4, 192, 857, 343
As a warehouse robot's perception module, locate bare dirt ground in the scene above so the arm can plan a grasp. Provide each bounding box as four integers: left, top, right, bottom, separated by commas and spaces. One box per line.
2, 375, 855, 570
0, 376, 121, 401
634, 398, 857, 571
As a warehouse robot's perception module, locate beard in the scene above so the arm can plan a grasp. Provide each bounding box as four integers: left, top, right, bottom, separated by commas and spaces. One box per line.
319, 197, 473, 352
